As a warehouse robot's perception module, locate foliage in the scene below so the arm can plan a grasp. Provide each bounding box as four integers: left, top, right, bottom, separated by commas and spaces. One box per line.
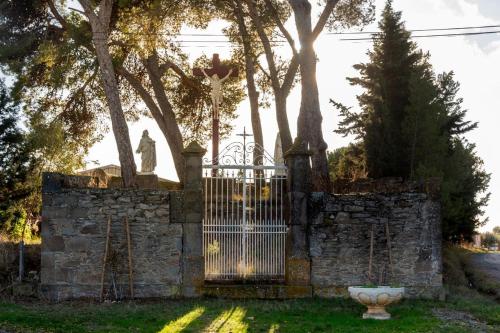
0, 0, 246, 182
0, 79, 31, 239
331, 1, 489, 242
0, 74, 86, 239
0, 79, 30, 200
481, 232, 499, 248
327, 143, 366, 181
493, 226, 500, 235
114, 0, 245, 142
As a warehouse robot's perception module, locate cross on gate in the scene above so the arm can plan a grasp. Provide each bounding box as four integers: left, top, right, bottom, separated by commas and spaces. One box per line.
236, 127, 253, 167
193, 54, 238, 168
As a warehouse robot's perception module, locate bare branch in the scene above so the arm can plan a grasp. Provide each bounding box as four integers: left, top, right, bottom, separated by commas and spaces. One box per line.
244, 0, 280, 92
68, 7, 85, 15
263, 0, 298, 56
311, 0, 340, 41
78, 0, 99, 27
256, 61, 272, 82
47, 0, 69, 30
159, 61, 202, 92
63, 66, 98, 112
116, 65, 163, 121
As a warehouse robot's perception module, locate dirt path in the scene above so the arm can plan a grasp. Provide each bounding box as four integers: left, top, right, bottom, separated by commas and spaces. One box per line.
470, 253, 500, 280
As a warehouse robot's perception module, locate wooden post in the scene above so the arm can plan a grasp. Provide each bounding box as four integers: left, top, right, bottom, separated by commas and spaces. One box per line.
368, 224, 374, 282
100, 216, 112, 302
124, 216, 134, 299
385, 221, 394, 277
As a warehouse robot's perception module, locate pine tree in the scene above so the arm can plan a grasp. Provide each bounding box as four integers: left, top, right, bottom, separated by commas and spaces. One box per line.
0, 79, 31, 237
332, 1, 490, 241
0, 80, 29, 195
342, 0, 423, 178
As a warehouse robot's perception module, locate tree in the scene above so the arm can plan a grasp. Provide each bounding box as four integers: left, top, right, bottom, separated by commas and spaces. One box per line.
243, 0, 298, 154
0, 79, 30, 210
493, 226, 500, 235
77, 0, 137, 187
0, 77, 88, 239
332, 1, 490, 241
223, 0, 272, 166
327, 144, 366, 181
1, 1, 244, 183
244, 0, 374, 191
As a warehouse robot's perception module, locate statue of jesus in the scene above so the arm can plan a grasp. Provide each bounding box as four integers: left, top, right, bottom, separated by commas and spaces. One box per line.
201, 68, 233, 119
136, 130, 156, 173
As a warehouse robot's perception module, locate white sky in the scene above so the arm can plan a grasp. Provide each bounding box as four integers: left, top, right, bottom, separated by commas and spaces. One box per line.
84, 0, 500, 232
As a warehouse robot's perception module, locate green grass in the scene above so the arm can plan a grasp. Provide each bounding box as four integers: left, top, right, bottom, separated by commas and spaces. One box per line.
1, 245, 498, 332
0, 296, 498, 333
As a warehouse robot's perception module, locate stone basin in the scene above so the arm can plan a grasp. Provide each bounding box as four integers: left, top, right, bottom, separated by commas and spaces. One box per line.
348, 286, 405, 320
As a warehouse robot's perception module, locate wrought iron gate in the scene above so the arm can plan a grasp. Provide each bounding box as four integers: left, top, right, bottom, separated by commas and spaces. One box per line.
203, 138, 287, 281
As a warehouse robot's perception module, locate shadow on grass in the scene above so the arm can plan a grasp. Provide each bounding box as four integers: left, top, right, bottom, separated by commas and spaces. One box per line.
0, 297, 494, 333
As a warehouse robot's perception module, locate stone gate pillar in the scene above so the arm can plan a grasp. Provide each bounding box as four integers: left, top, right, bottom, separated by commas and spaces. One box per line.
181, 142, 206, 297
285, 138, 312, 289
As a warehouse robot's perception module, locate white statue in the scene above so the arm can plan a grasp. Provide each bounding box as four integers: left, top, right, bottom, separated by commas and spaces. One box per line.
136, 130, 156, 173
201, 68, 233, 119
274, 132, 286, 176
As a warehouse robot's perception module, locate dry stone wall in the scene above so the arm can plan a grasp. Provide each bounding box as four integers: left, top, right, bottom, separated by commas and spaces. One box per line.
41, 177, 183, 300
40, 169, 443, 300
309, 191, 443, 299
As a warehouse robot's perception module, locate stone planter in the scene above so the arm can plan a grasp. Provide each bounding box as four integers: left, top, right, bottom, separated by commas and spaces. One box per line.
348, 286, 405, 320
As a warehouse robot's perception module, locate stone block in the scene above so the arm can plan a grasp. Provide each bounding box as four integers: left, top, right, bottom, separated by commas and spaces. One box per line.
334, 212, 351, 224
183, 223, 202, 256
70, 207, 89, 218
42, 206, 68, 219
41, 252, 56, 284
44, 236, 65, 252
136, 174, 159, 189
169, 191, 184, 224
286, 257, 311, 286
182, 256, 204, 290
13, 282, 38, 297
80, 223, 99, 235
66, 237, 90, 252
343, 205, 364, 212
313, 286, 349, 298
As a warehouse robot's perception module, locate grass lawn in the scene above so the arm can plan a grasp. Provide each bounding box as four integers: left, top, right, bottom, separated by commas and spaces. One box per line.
1, 291, 499, 333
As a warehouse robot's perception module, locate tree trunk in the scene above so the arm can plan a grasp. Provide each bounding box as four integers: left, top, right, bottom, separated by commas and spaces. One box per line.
244, 0, 294, 153
234, 1, 264, 166
289, 0, 330, 191
79, 0, 137, 187
143, 54, 186, 183
275, 93, 293, 151
93, 36, 137, 187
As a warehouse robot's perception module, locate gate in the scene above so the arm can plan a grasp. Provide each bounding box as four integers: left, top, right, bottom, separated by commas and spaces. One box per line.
203, 138, 287, 281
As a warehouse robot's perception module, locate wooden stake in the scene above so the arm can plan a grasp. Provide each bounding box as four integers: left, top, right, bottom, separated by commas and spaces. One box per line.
368, 223, 374, 282
124, 216, 134, 299
100, 216, 112, 302
385, 221, 394, 277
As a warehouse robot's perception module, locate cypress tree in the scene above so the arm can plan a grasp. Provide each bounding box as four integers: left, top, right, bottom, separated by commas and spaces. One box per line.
332, 1, 490, 241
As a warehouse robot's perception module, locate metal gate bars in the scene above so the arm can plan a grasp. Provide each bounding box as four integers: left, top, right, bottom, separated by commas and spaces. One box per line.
202, 140, 287, 281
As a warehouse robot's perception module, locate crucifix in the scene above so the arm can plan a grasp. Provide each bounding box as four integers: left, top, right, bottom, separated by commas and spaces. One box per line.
193, 54, 238, 168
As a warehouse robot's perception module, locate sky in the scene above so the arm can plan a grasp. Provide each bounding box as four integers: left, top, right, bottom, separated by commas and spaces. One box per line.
82, 0, 500, 232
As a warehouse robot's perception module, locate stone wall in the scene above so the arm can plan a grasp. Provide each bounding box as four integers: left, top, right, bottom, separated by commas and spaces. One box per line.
309, 191, 443, 299
41, 176, 183, 300
40, 159, 443, 300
